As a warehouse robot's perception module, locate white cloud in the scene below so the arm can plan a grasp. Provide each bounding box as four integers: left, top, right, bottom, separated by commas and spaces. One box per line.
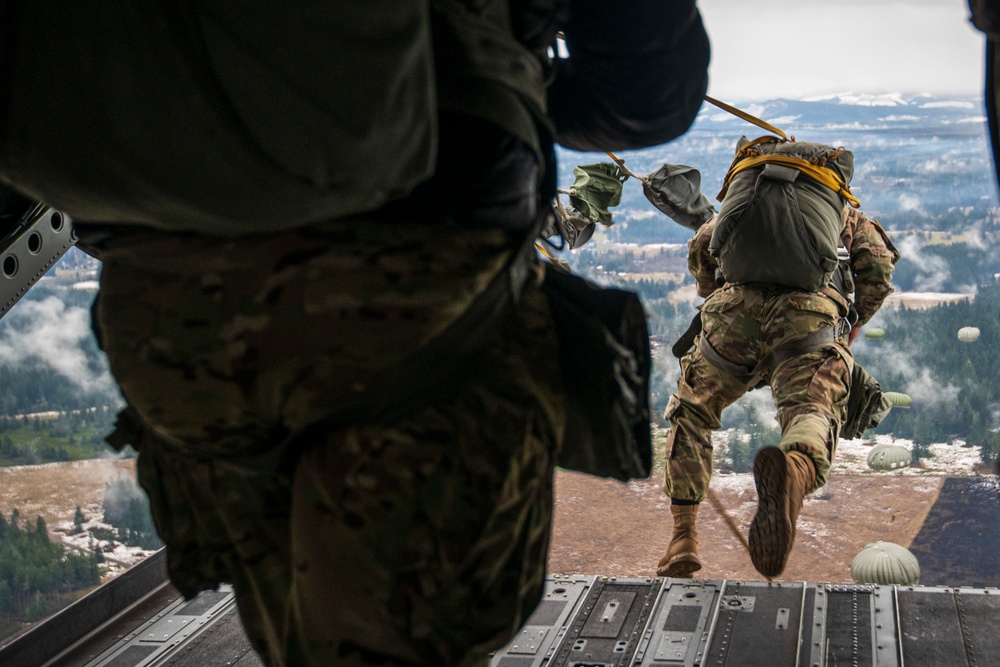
0, 296, 115, 395
898, 193, 925, 215
920, 100, 977, 109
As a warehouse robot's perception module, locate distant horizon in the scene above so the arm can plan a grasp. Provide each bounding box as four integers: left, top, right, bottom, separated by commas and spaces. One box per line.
707, 91, 986, 106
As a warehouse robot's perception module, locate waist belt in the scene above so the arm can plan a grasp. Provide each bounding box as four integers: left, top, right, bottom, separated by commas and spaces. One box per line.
699, 325, 838, 388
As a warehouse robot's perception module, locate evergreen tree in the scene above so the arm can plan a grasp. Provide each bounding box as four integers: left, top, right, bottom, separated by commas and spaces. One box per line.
73, 506, 85, 534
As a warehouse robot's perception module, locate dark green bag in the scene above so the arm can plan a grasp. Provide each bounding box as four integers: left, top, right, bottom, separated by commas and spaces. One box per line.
542, 267, 652, 481
842, 362, 893, 439
567, 163, 629, 226
710, 138, 854, 291
642, 163, 716, 231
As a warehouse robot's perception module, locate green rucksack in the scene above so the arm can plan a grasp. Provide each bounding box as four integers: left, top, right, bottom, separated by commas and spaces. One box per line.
709, 136, 858, 292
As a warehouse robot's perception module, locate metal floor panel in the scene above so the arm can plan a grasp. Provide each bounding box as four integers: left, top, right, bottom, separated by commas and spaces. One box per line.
81, 586, 251, 667
489, 579, 1000, 667
14, 575, 1000, 667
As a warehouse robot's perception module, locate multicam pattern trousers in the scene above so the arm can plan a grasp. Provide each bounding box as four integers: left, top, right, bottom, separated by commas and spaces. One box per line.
664, 284, 853, 502
91, 219, 566, 667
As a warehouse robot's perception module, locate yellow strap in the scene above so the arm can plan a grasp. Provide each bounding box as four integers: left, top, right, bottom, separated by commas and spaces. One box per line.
704, 95, 788, 141
534, 242, 571, 272
722, 153, 862, 208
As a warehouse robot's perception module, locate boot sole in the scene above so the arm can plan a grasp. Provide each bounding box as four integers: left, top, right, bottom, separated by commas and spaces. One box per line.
657, 552, 702, 578
749, 447, 792, 578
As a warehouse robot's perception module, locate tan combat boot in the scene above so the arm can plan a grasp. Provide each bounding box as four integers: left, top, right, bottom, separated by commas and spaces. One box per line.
657, 504, 702, 578
748, 448, 816, 578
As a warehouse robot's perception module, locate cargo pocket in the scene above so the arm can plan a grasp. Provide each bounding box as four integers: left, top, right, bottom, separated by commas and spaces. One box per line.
781, 292, 843, 339
700, 287, 745, 346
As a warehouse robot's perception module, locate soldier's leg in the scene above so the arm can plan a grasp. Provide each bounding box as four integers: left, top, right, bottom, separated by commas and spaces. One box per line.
659, 345, 748, 577
92, 219, 545, 666
771, 346, 852, 489
748, 346, 851, 577
287, 276, 565, 667
664, 345, 749, 502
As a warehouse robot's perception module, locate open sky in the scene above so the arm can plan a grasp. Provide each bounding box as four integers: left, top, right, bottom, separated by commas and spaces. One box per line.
698, 0, 985, 101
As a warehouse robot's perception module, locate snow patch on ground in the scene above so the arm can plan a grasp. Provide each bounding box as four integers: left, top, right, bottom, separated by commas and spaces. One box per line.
707, 434, 984, 496
833, 435, 983, 476
51, 517, 157, 582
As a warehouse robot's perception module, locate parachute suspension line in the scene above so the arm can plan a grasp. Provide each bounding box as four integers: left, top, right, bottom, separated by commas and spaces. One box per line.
605, 152, 644, 181
535, 240, 572, 272
703, 95, 789, 141
553, 191, 569, 220
706, 488, 774, 583
704, 95, 862, 208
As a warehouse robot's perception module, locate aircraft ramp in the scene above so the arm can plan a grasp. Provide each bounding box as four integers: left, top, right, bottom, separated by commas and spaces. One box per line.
4, 559, 1000, 667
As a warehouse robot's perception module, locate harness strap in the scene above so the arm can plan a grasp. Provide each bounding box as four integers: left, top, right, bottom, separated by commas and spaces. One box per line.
699, 325, 838, 388
719, 153, 861, 208
698, 333, 759, 386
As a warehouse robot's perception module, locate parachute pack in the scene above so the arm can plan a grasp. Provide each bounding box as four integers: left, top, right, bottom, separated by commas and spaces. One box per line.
710, 136, 859, 292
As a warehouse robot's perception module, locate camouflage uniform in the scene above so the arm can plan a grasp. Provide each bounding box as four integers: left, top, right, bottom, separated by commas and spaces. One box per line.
92, 219, 566, 666
664, 207, 898, 502
0, 0, 710, 662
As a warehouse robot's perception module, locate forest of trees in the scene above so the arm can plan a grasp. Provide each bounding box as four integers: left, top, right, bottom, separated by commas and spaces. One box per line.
0, 408, 120, 466
0, 509, 101, 633
102, 478, 162, 551
859, 281, 1000, 463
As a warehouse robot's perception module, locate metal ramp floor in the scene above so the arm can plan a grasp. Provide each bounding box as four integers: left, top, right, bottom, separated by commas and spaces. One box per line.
6, 562, 1000, 666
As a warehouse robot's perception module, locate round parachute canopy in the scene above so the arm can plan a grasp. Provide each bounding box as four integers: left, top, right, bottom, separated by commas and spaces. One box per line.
867, 444, 912, 471
884, 391, 912, 408
850, 541, 920, 586
957, 326, 981, 343
864, 327, 886, 339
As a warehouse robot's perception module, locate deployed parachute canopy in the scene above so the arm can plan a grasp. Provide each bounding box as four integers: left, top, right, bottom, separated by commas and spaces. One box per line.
850, 541, 920, 586
866, 444, 912, 471
958, 326, 981, 343
884, 391, 913, 408
864, 327, 886, 339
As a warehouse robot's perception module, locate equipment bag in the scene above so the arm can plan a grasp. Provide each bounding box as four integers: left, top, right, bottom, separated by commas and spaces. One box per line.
642, 163, 717, 231
542, 267, 652, 481
710, 136, 857, 292
842, 362, 893, 439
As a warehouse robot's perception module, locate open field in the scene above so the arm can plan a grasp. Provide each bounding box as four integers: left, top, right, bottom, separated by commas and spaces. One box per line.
548, 434, 996, 584
0, 458, 135, 531
1, 438, 995, 589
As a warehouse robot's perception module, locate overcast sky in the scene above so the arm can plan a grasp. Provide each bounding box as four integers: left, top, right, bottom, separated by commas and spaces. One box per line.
698, 0, 985, 101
